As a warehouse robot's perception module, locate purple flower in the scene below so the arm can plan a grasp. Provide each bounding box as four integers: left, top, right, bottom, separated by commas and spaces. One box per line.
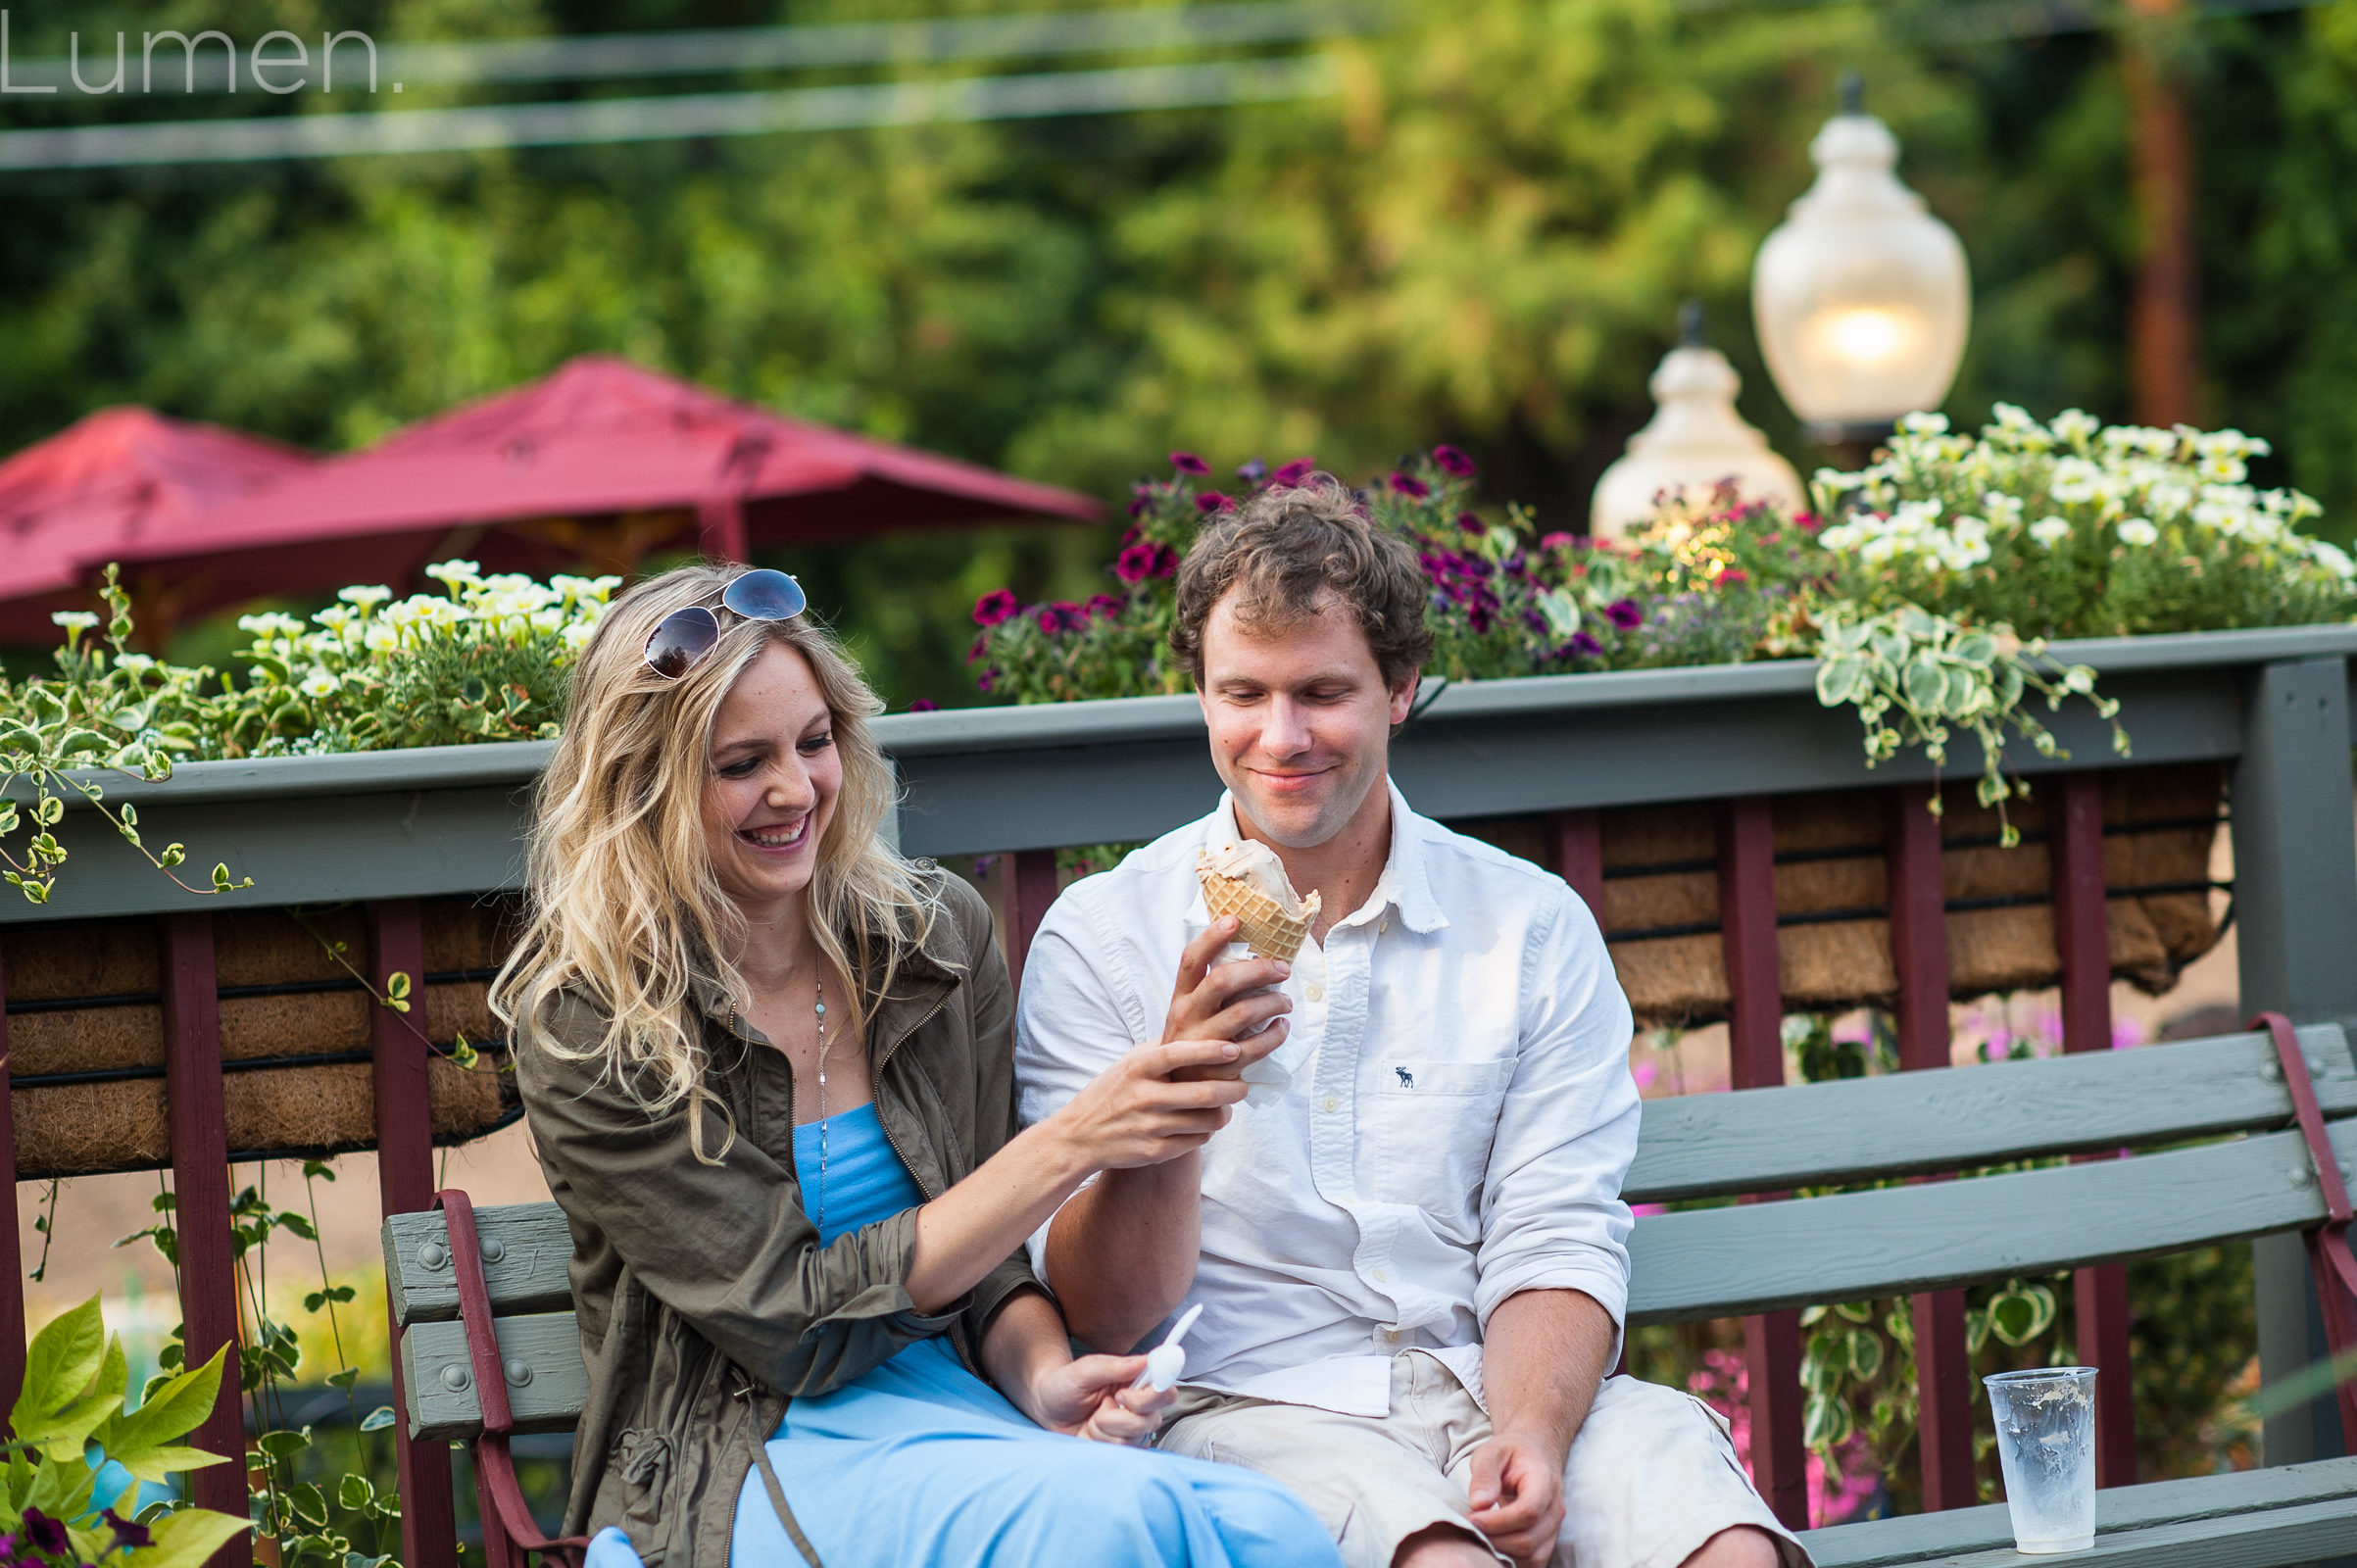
1038, 600, 1088, 635
1196, 492, 1236, 514
972, 589, 1018, 627
1568, 631, 1603, 658
1086, 593, 1126, 619
908, 698, 940, 712
1126, 497, 1149, 517
1720, 568, 1750, 585
1115, 541, 1160, 583
1389, 472, 1430, 499
1237, 458, 1269, 484
1606, 598, 1644, 631
1170, 451, 1210, 475
1433, 445, 1476, 477
1456, 513, 1486, 535
103, 1511, 152, 1552
1539, 531, 1575, 552
1272, 457, 1316, 487
976, 669, 999, 694
21, 1510, 66, 1558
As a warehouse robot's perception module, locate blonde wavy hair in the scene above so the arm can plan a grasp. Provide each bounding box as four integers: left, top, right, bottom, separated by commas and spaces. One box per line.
493, 564, 940, 1157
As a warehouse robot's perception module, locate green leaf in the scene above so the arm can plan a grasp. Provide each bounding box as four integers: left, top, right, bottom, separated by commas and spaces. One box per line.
326, 1367, 360, 1392
257, 1426, 314, 1459
108, 1444, 231, 1485
358, 1405, 397, 1434
1846, 1328, 1883, 1380
13, 1294, 107, 1452
290, 1480, 331, 1528
1952, 632, 1997, 665
1989, 1281, 2058, 1348
337, 1473, 376, 1513
110, 1345, 232, 1465
1814, 656, 1863, 708
1802, 1390, 1853, 1449
1902, 656, 1949, 711
133, 1502, 255, 1568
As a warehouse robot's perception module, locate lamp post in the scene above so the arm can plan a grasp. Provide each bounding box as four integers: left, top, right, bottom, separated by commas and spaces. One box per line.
1591, 304, 1802, 539
1751, 74, 1970, 459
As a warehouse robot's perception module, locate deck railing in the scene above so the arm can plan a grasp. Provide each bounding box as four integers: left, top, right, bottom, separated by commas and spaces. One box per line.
3, 623, 2354, 1561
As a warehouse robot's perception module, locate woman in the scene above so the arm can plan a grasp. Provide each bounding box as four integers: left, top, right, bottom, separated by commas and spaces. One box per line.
496, 564, 1335, 1568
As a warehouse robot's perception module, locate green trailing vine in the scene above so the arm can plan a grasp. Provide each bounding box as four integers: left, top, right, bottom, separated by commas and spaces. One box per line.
1811, 606, 2128, 846
0, 568, 251, 906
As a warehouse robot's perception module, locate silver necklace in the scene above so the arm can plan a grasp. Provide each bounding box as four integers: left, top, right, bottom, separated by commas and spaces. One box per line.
812, 976, 831, 1223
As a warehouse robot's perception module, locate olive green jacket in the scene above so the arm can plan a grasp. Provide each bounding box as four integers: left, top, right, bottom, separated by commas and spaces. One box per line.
516, 874, 1041, 1568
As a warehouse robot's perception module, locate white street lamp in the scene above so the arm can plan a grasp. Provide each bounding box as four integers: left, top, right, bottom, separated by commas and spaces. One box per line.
1751, 75, 1971, 445
1591, 305, 1802, 538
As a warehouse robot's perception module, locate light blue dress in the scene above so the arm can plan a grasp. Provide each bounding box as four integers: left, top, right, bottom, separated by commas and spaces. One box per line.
583, 1102, 1339, 1568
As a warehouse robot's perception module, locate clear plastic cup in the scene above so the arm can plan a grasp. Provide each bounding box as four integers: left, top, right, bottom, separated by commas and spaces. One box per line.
1985, 1367, 2098, 1553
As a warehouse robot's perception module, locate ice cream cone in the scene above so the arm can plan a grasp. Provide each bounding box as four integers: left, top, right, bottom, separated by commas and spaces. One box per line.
1197, 842, 1320, 963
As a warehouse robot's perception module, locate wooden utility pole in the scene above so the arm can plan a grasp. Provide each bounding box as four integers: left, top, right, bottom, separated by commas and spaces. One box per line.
2122, 0, 2199, 427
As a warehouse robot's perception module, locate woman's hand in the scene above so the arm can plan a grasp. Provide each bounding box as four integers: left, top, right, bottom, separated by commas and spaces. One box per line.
1027, 1353, 1176, 1446
1042, 1037, 1259, 1172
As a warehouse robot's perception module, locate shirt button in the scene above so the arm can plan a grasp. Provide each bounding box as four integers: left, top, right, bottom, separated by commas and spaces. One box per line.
1306, 983, 1325, 1002
1372, 1268, 1388, 1283
1384, 1329, 1401, 1343
1322, 1096, 1340, 1113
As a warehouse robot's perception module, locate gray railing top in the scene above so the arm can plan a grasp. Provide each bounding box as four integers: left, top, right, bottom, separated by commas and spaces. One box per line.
31, 620, 2357, 807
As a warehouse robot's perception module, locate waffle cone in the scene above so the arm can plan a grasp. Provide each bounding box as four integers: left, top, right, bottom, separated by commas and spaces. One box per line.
1199, 871, 1313, 963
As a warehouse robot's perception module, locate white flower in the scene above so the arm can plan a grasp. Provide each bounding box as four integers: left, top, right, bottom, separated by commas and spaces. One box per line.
2117, 518, 2159, 547
238, 612, 307, 639
337, 584, 393, 613
423, 560, 483, 593
2029, 516, 2073, 548
2312, 542, 2356, 581
2050, 410, 2101, 446
50, 611, 99, 631
299, 669, 341, 699
1982, 493, 2026, 529
1897, 412, 1950, 436
2197, 453, 2247, 485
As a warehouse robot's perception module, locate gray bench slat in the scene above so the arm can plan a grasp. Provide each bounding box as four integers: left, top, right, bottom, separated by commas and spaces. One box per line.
386, 1202, 574, 1327
1803, 1457, 2357, 1565
1628, 1119, 2357, 1323
400, 1312, 588, 1441
1627, 1025, 2355, 1203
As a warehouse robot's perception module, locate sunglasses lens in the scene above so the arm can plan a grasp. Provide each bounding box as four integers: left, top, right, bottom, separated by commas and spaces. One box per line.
644, 606, 720, 679
721, 568, 808, 622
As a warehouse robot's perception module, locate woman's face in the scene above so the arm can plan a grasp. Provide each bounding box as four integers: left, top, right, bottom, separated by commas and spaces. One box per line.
700, 641, 844, 915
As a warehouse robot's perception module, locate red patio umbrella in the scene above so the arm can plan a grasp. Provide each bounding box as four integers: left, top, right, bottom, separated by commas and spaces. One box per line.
104, 356, 1100, 609
0, 407, 316, 645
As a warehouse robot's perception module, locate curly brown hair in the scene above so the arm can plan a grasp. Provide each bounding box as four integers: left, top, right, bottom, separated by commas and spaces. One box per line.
1170, 475, 1435, 689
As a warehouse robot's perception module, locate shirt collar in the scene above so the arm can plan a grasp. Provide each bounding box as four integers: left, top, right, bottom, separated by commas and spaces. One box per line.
1192, 778, 1449, 936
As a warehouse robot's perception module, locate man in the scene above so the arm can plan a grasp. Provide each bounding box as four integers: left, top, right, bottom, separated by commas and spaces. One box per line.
1014, 478, 1806, 1568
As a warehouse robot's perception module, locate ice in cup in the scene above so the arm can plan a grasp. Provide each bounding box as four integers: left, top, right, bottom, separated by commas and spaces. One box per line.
1984, 1366, 2098, 1553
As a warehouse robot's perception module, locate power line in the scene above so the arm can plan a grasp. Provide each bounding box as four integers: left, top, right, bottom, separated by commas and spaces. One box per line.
0, 56, 1339, 170
0, 1, 1390, 95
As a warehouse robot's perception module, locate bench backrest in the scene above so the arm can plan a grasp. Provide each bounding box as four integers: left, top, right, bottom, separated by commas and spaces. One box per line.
1627, 1021, 2356, 1325
385, 1204, 584, 1442
382, 1022, 2356, 1438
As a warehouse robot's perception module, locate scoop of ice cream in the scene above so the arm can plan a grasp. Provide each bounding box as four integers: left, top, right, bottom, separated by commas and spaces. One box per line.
1199, 838, 1318, 921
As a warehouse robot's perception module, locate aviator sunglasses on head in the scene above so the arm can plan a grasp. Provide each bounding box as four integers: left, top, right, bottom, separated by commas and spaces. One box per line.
641, 569, 810, 679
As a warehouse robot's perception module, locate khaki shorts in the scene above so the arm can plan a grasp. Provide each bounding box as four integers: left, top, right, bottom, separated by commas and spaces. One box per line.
1158, 1354, 1811, 1568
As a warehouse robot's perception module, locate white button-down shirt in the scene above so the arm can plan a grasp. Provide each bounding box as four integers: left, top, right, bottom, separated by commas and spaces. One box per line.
1014, 781, 1639, 1418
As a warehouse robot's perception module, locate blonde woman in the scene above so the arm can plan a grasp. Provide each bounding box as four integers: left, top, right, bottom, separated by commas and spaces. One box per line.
496, 564, 1334, 1568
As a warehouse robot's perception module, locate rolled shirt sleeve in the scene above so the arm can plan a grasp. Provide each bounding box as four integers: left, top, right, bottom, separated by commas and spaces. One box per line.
1474, 885, 1640, 1343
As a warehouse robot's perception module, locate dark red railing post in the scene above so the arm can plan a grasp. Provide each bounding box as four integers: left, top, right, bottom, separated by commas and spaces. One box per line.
160, 912, 245, 1566
1543, 808, 1605, 916
1716, 797, 1809, 1530
0, 933, 25, 1414
368, 901, 461, 1568
2051, 771, 2137, 1488
1887, 785, 1977, 1510
1002, 850, 1059, 997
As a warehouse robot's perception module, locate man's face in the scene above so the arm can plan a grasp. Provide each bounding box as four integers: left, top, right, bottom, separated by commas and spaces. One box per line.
1198, 589, 1416, 850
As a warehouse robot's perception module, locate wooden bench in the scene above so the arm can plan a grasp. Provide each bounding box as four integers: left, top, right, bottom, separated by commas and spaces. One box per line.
386, 1015, 2357, 1566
